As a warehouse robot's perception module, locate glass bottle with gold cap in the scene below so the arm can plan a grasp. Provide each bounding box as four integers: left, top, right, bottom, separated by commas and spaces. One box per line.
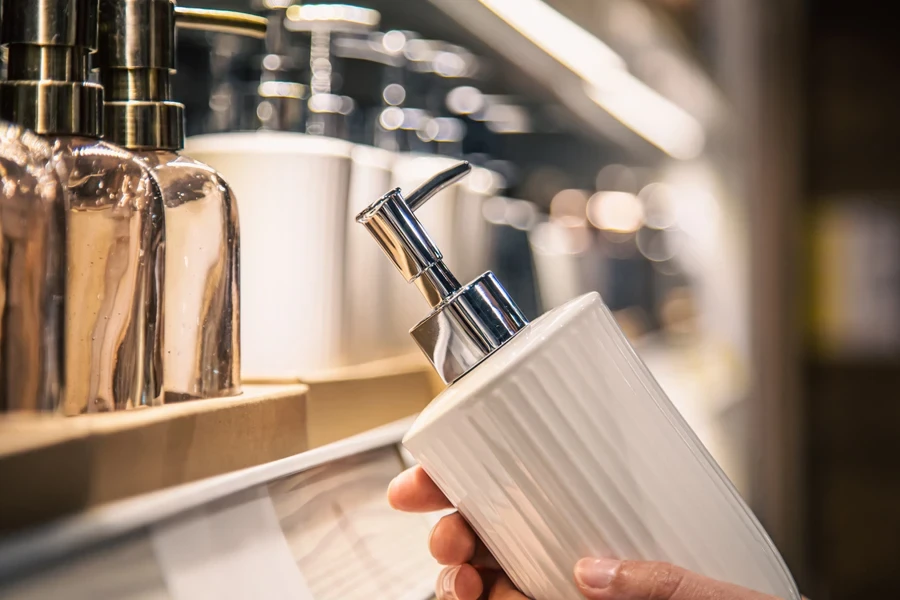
96, 1, 265, 402
0, 122, 67, 413
0, 0, 166, 414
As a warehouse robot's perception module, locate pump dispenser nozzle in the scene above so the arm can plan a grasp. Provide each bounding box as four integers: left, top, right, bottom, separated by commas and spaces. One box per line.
284, 3, 379, 138
357, 162, 528, 383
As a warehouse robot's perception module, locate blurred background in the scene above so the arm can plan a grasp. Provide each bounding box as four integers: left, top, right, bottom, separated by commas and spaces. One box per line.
170, 0, 899, 598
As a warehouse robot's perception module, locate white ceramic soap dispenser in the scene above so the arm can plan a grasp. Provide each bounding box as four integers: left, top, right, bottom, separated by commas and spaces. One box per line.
357, 162, 801, 600
186, 3, 380, 380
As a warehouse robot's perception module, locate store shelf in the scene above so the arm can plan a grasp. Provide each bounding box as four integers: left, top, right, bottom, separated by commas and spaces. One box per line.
0, 384, 309, 535
0, 355, 440, 537
0, 417, 441, 600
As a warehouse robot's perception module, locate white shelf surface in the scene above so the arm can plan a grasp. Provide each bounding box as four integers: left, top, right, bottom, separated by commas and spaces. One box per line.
0, 416, 441, 600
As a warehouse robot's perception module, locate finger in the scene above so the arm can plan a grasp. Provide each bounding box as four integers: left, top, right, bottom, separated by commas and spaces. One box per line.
470, 540, 501, 570
428, 513, 502, 569
387, 466, 452, 512
436, 564, 484, 600
487, 573, 529, 600
574, 558, 781, 600
430, 512, 477, 565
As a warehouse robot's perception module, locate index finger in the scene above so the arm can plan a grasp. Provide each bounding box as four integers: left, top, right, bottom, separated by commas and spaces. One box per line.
388, 465, 453, 512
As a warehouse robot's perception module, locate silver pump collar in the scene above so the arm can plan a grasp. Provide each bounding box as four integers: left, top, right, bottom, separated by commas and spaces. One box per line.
357, 162, 528, 384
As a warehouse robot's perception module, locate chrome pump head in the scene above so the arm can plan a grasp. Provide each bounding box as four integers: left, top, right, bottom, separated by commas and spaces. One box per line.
357, 162, 528, 384
96, 0, 266, 150
0, 0, 103, 136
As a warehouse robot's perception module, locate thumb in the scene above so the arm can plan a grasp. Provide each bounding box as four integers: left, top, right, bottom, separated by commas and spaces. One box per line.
574, 558, 782, 600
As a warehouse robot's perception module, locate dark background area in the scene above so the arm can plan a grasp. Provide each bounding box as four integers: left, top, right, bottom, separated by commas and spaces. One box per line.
803, 1, 900, 598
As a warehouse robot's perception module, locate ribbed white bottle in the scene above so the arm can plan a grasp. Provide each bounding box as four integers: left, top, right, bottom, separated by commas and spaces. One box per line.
404, 293, 801, 600
186, 131, 353, 379
356, 161, 798, 600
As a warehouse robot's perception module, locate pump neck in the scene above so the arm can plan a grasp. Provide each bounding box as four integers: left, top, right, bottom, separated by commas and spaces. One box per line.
96, 0, 266, 151
283, 3, 380, 139
0, 0, 103, 137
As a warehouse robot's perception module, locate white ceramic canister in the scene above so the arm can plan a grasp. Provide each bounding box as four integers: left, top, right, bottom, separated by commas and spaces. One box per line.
529, 219, 607, 311
186, 131, 353, 380
452, 165, 503, 284
341, 144, 396, 366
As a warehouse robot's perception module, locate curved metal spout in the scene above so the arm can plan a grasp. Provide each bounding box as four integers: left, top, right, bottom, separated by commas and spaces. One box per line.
174, 7, 268, 39
406, 161, 471, 211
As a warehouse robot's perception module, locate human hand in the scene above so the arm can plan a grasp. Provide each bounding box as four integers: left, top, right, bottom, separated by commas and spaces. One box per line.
388, 465, 796, 600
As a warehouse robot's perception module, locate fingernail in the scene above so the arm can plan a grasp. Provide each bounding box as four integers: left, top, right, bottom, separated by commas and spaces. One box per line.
388, 469, 409, 491
575, 558, 621, 590
437, 566, 461, 600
